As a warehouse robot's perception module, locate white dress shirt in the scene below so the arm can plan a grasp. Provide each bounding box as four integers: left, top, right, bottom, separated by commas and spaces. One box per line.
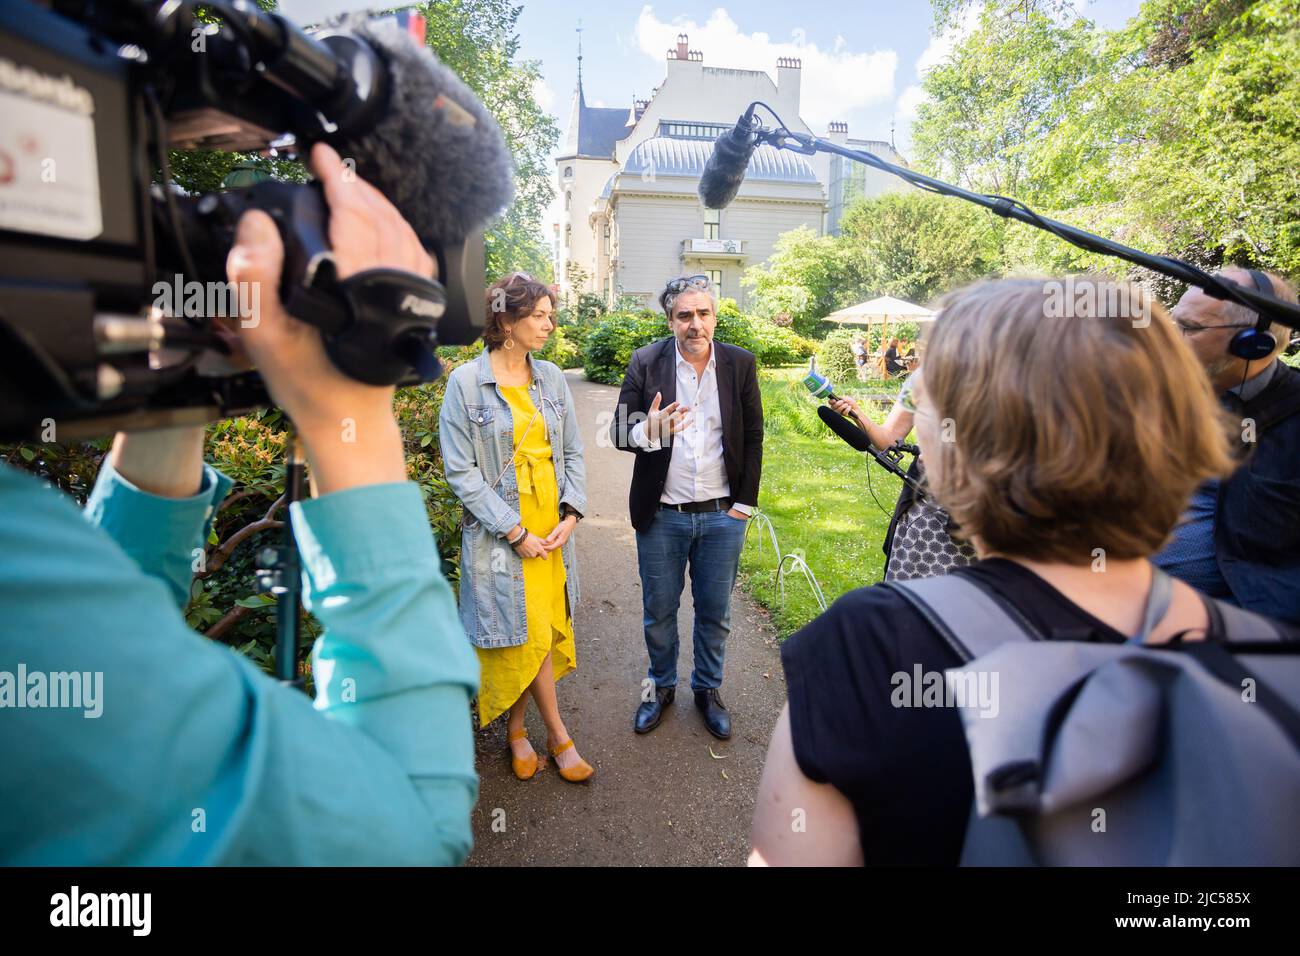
629, 339, 753, 515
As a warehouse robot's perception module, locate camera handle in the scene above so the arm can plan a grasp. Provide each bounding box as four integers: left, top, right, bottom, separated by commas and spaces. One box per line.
255, 435, 307, 689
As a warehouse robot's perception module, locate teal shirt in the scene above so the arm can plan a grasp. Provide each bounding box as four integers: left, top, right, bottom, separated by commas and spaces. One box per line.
0, 459, 480, 865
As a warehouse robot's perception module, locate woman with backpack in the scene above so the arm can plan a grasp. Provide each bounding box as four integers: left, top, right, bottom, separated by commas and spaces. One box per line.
749, 276, 1298, 866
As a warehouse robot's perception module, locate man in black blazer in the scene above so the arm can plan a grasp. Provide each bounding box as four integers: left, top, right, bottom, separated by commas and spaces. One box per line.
609, 275, 763, 739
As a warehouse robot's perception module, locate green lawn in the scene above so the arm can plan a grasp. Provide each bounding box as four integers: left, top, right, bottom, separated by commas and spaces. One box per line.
738, 367, 907, 637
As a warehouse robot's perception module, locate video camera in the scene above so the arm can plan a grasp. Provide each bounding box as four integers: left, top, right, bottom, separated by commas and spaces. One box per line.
0, 0, 510, 439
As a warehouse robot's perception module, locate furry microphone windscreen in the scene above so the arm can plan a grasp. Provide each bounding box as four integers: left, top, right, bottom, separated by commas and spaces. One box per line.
335, 18, 515, 245
698, 126, 757, 209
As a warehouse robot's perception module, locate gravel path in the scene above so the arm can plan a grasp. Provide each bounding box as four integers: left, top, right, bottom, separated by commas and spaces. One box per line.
466, 370, 788, 866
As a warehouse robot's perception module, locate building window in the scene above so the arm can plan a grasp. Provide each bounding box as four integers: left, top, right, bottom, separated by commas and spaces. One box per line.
660, 121, 730, 140
563, 165, 573, 179
603, 224, 611, 255
706, 269, 722, 291
565, 224, 571, 249
704, 207, 720, 240
565, 191, 572, 211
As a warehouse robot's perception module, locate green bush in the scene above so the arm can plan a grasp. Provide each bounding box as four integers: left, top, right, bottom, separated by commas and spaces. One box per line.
581, 312, 666, 384
536, 325, 584, 368
713, 308, 759, 354
814, 328, 863, 388
0, 438, 110, 501
749, 318, 818, 366
580, 300, 820, 384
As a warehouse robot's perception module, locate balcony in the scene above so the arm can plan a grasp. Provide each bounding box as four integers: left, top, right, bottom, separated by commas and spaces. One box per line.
681, 238, 746, 260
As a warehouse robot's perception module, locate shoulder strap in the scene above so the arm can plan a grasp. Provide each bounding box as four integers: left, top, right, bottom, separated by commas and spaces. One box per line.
1200, 592, 1286, 643
885, 573, 1041, 664
1178, 640, 1300, 751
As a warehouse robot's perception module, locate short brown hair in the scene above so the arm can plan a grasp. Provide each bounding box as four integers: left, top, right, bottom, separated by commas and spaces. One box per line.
484, 273, 556, 350
918, 277, 1237, 564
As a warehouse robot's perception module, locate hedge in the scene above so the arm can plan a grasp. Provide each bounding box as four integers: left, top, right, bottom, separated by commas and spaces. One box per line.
581, 303, 817, 385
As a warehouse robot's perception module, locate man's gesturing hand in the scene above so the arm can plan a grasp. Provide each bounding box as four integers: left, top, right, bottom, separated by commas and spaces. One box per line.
645, 391, 691, 444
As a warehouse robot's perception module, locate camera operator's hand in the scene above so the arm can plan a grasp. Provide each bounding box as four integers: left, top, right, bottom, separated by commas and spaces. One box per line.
226, 142, 435, 496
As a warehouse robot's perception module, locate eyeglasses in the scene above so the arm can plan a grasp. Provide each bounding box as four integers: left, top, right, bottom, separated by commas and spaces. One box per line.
665, 274, 710, 294
503, 272, 534, 286
1173, 319, 1254, 336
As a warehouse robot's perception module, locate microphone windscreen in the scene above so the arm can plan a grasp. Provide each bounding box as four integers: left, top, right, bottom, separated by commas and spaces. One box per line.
802, 369, 835, 400
334, 18, 515, 244
698, 126, 756, 209
818, 403, 874, 452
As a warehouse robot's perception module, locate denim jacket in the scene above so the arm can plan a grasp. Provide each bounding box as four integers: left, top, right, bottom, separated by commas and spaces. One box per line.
439, 349, 586, 648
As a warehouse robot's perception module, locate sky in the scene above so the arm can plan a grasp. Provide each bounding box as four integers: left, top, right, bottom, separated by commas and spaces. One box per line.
514, 0, 1146, 238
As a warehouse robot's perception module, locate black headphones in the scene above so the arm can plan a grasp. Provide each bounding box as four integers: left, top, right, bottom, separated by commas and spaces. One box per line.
1227, 269, 1278, 361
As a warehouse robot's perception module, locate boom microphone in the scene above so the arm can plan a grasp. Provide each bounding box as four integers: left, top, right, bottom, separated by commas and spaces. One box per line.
698, 106, 759, 209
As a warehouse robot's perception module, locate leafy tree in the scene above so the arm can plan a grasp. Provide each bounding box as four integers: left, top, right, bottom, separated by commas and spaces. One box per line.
1027, 0, 1300, 287
413, 1, 559, 279
911, 4, 1101, 196
911, 0, 1300, 303
839, 191, 1006, 304
742, 227, 846, 333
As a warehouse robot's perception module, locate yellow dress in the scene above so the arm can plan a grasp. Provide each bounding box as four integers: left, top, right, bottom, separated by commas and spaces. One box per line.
475, 384, 576, 727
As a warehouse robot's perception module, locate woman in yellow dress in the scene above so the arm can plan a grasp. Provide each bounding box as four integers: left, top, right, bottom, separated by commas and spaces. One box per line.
439, 274, 593, 782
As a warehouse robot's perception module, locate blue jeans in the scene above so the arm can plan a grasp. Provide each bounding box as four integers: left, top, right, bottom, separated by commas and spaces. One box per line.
635, 507, 748, 691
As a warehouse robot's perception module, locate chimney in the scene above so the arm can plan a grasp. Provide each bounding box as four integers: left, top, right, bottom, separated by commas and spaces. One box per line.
827, 121, 848, 144
666, 33, 703, 75
776, 56, 802, 116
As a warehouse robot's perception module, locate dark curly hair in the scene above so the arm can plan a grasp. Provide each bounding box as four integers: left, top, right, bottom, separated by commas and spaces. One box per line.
484, 273, 557, 351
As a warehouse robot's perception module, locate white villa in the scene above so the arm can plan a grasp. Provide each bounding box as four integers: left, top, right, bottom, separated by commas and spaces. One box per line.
554, 33, 909, 309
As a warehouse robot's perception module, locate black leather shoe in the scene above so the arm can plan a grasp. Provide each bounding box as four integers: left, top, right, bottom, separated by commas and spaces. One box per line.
694, 689, 732, 740
634, 686, 675, 734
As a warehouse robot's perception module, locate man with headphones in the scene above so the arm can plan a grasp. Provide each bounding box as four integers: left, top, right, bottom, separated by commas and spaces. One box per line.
1155, 266, 1300, 626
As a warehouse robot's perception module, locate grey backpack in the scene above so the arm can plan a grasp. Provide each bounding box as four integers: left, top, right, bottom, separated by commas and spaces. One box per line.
887, 570, 1300, 866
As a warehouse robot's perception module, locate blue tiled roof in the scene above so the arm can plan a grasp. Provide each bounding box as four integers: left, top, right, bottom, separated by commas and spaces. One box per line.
578, 106, 629, 158
560, 86, 629, 159
622, 137, 818, 184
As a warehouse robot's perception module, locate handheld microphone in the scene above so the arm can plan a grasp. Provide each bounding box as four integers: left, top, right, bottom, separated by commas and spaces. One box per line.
698, 106, 759, 209
802, 367, 837, 401
816, 403, 872, 452
805, 365, 924, 492
817, 405, 923, 491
